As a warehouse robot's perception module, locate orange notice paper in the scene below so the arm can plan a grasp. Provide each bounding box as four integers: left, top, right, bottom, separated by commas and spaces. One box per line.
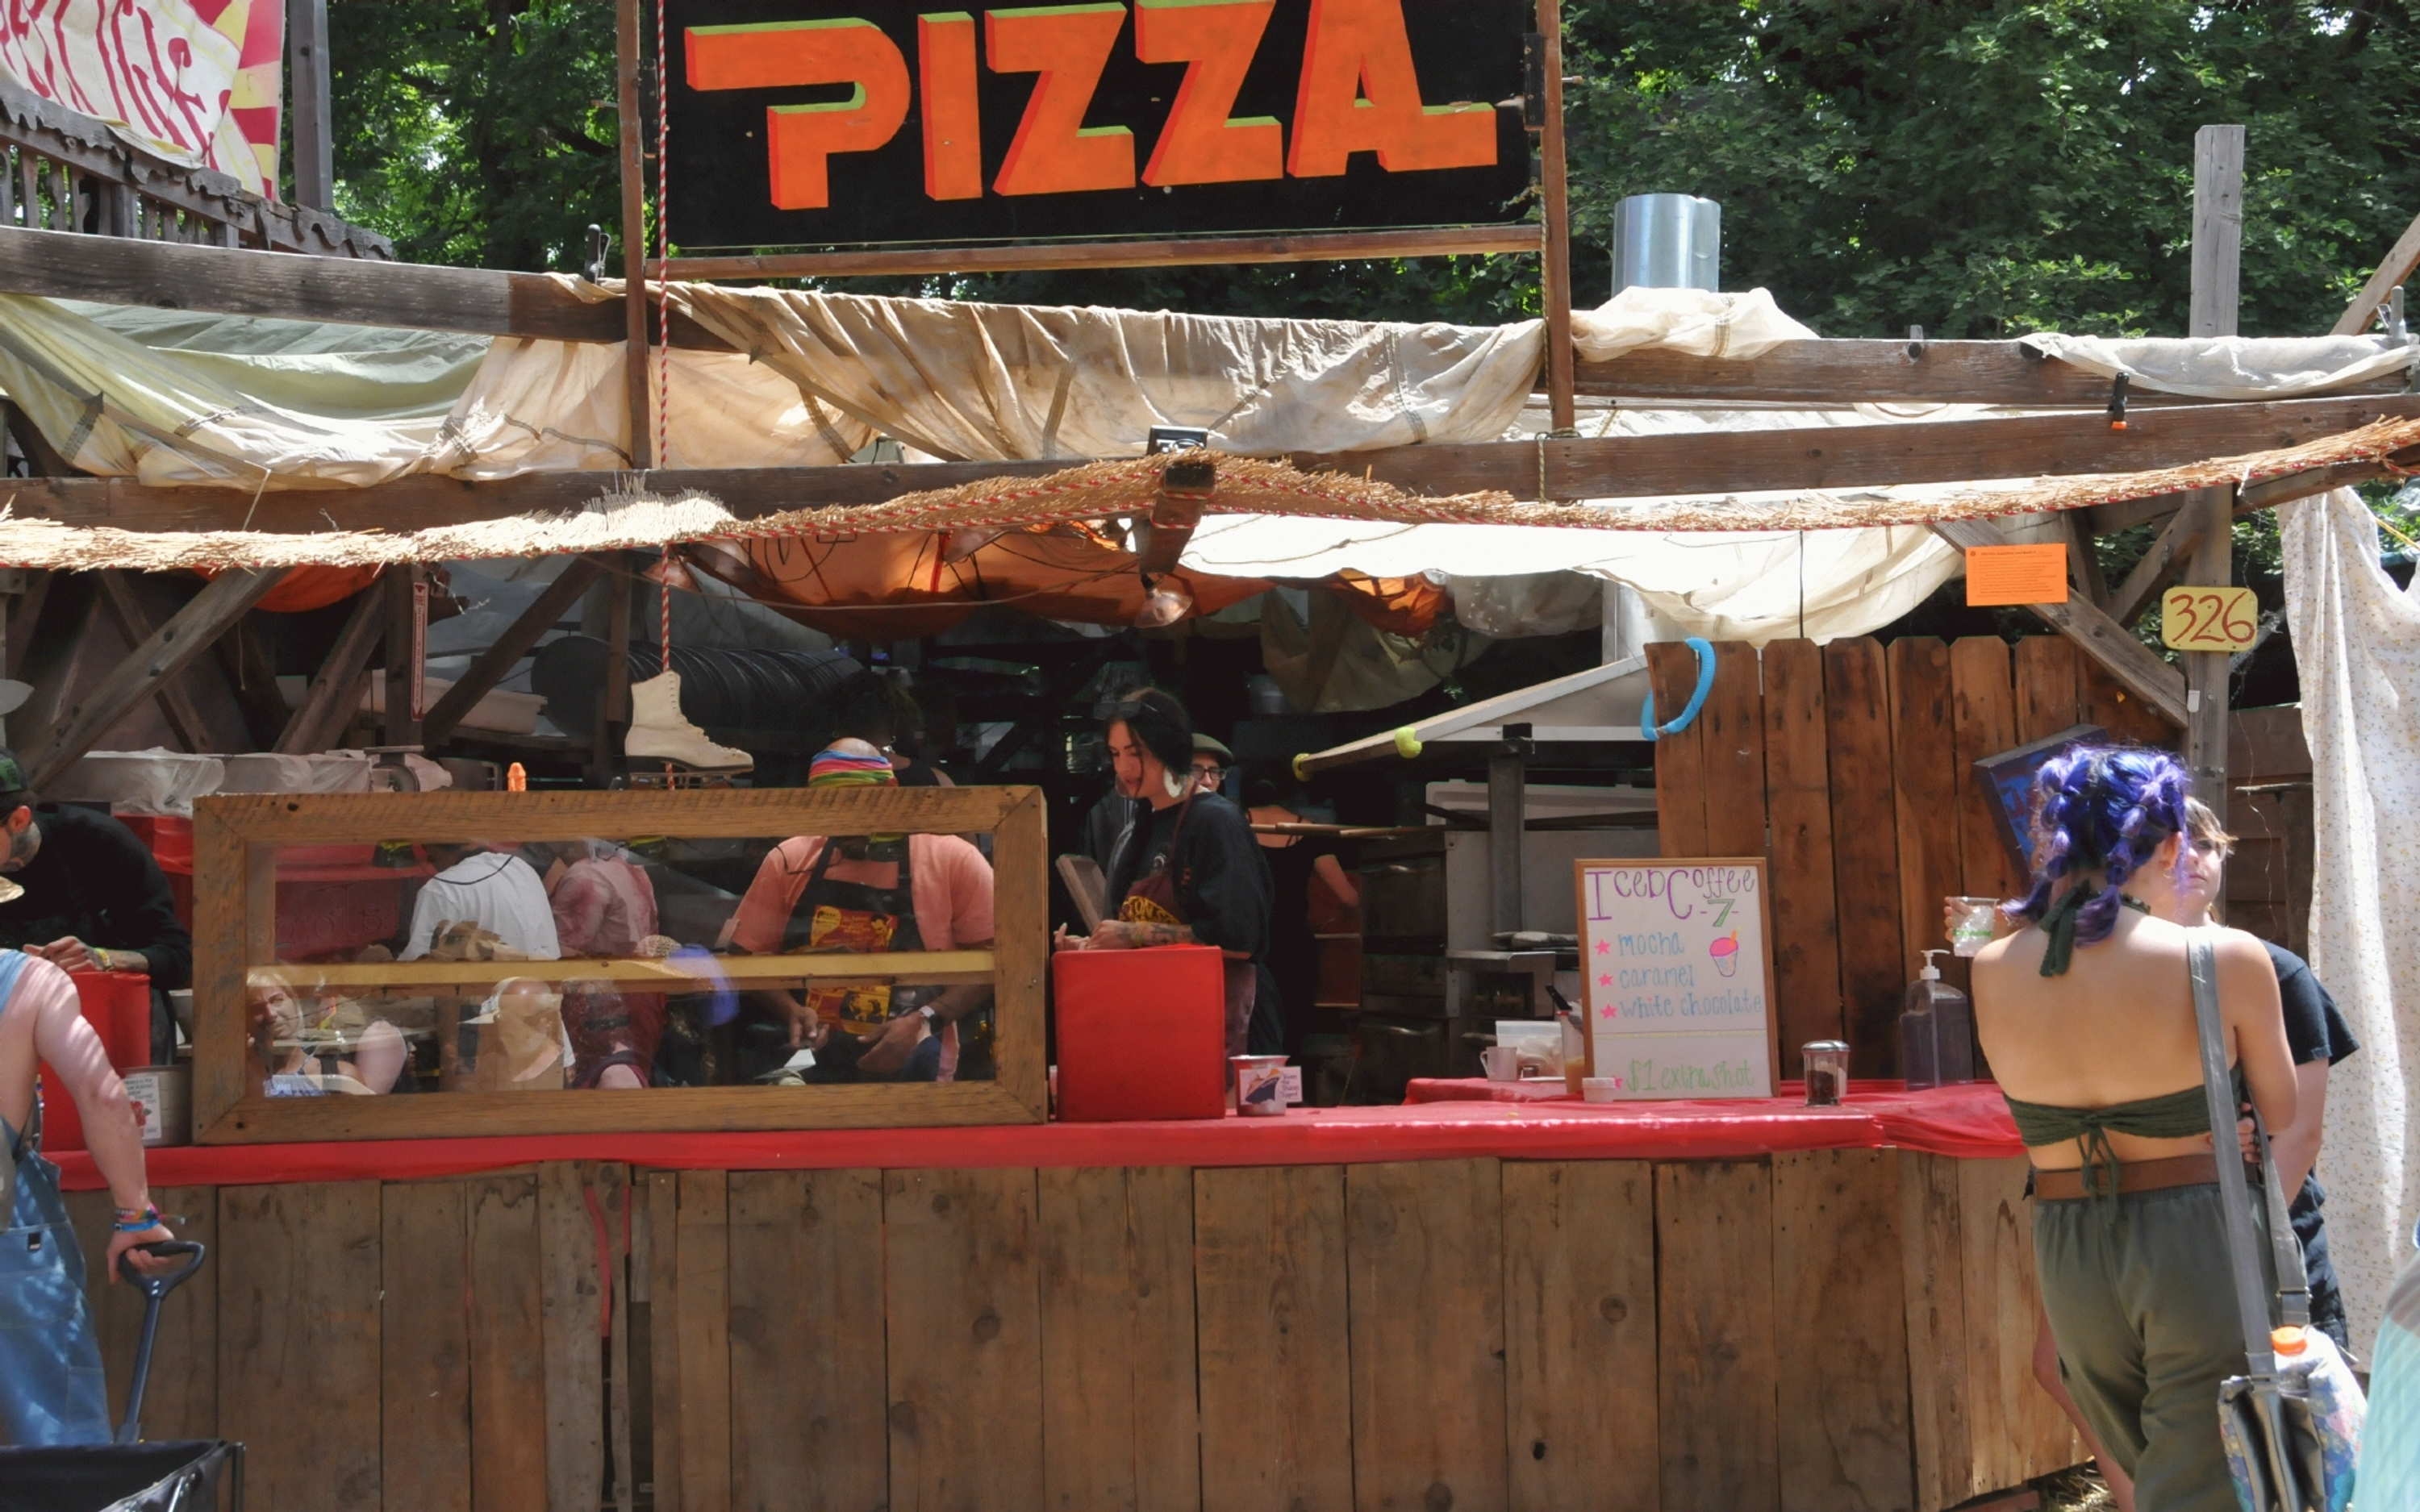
1963, 544, 2069, 606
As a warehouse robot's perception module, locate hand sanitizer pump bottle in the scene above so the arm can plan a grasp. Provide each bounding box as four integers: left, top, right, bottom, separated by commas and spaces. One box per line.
1901, 950, 1974, 1090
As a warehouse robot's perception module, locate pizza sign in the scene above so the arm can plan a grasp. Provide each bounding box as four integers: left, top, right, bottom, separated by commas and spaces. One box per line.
665, 0, 1529, 250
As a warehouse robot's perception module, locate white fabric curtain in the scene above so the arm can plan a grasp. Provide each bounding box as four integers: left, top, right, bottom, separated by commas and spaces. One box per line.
2282, 486, 2420, 1351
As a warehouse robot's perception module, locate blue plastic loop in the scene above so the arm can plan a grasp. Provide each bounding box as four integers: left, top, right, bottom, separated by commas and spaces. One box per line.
1640, 637, 1717, 742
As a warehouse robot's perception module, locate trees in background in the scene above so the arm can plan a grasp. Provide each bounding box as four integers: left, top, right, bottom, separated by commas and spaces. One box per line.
323, 0, 2419, 339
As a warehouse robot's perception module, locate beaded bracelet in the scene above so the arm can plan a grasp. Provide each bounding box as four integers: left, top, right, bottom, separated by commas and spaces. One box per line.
113, 1206, 161, 1232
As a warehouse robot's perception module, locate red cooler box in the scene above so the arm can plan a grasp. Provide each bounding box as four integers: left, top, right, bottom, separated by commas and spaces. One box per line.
1053, 944, 1227, 1122
37, 970, 151, 1152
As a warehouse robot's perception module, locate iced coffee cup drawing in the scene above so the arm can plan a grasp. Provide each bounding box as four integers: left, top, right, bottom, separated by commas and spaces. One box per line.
1709, 930, 1740, 977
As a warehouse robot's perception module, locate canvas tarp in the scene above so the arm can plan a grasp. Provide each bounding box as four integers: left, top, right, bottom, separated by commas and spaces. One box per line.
2282, 485, 2420, 1352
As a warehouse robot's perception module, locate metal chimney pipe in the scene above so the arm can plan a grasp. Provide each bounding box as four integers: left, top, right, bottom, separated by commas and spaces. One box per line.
1611, 193, 1721, 295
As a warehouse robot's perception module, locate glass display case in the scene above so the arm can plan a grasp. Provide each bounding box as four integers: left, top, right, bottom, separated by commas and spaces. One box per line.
190, 785, 1046, 1141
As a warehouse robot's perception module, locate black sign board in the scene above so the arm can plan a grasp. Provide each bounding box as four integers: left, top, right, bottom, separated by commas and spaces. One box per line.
662, 0, 1531, 252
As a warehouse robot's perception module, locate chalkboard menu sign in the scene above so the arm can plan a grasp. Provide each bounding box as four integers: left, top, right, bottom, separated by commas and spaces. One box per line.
1573, 858, 1777, 1101
661, 0, 1531, 251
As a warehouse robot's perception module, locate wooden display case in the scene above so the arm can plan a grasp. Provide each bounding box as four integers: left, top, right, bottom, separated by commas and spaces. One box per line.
190, 785, 1046, 1143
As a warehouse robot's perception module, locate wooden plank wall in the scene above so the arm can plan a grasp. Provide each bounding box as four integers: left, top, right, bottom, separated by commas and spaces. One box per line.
1657, 635, 2183, 1076
63, 1154, 2070, 1512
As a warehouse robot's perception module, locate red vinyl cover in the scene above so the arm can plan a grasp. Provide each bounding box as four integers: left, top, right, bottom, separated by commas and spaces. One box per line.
50, 1083, 2024, 1191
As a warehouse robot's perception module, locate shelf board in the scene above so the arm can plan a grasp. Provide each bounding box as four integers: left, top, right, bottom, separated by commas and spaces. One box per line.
248, 950, 997, 992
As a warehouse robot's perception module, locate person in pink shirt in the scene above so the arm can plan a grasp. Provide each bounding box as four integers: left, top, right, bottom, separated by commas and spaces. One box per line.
544, 842, 664, 1090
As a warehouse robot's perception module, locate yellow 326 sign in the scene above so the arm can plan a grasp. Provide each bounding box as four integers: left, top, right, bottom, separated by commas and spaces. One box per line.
665, 0, 1529, 250
2160, 585, 2261, 652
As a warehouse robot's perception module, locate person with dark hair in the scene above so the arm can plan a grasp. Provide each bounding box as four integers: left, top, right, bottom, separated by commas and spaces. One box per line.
828, 669, 955, 789
1972, 747, 2297, 1512
0, 748, 194, 1061
1056, 689, 1271, 1056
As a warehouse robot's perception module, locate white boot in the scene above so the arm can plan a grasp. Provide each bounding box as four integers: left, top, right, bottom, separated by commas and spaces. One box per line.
623, 669, 753, 773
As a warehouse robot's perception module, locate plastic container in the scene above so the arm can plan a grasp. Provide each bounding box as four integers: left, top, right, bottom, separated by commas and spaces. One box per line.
74, 970, 151, 1071
1901, 950, 1975, 1091
1494, 1019, 1563, 1077
1581, 1077, 1621, 1104
1053, 944, 1227, 1121
2218, 1325, 2364, 1506
1946, 896, 2001, 957
1231, 1055, 1288, 1116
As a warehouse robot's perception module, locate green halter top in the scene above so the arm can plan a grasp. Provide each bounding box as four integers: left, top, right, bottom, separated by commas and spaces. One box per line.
2001, 885, 2223, 1202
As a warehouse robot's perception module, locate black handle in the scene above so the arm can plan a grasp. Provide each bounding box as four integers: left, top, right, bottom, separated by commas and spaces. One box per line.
115, 1238, 206, 1302
114, 1239, 206, 1444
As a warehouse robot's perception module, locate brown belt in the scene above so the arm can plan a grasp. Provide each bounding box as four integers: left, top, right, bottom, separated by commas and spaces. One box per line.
2030, 1153, 2261, 1201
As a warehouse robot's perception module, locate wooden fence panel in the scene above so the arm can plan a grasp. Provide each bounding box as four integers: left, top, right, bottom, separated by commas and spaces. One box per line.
1949, 638, 2023, 906
65, 1184, 217, 1441
383, 1181, 470, 1512
1898, 1154, 1973, 1512
466, 1173, 549, 1512
1346, 1159, 1508, 1512
2013, 635, 2082, 744
884, 1168, 1045, 1512
218, 1181, 383, 1511
1195, 1165, 1354, 1512
1763, 638, 1845, 1075
671, 1171, 732, 1512
1039, 1166, 1202, 1512
540, 1163, 610, 1512
1773, 1150, 1914, 1512
1656, 1160, 1778, 1512
728, 1169, 887, 1512
1824, 639, 1906, 1077
2080, 655, 2177, 748
1889, 639, 1965, 1016
1502, 1161, 1658, 1512
1958, 1157, 2083, 1493
1649, 640, 1711, 856
1699, 641, 1769, 860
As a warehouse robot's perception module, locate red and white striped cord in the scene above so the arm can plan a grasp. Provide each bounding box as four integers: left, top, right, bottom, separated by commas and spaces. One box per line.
659, 564, 673, 676
653, 0, 671, 481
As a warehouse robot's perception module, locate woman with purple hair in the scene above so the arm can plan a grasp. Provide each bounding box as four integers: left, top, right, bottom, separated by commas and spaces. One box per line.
1971, 746, 2299, 1512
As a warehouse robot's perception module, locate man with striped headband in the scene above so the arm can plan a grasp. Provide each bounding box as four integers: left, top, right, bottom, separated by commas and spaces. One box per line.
724, 738, 997, 1081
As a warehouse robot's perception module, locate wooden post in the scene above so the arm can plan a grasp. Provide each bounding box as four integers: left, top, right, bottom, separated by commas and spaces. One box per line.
616, 0, 653, 471
2333, 206, 2420, 336
382, 564, 424, 747
1537, 0, 1576, 435
2183, 486, 2234, 825
286, 0, 335, 210
590, 553, 634, 787
2190, 124, 2244, 339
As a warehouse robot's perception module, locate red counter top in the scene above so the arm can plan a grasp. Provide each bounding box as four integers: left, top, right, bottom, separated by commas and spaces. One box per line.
52, 1082, 2022, 1190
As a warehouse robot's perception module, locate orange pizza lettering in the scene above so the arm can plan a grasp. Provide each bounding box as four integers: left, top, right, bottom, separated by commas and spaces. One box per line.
1134, 0, 1281, 187
987, 4, 1136, 197
1286, 0, 1496, 177
916, 12, 983, 200
687, 19, 911, 210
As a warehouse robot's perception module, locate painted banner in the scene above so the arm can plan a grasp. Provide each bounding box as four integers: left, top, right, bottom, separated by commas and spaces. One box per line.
0, 1, 284, 198
663, 0, 1529, 250
1573, 857, 1776, 1101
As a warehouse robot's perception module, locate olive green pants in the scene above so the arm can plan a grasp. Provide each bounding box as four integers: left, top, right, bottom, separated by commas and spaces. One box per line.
2035, 1181, 2276, 1512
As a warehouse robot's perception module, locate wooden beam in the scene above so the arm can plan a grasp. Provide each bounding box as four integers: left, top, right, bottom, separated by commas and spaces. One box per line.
419, 558, 607, 749
2105, 504, 2211, 627
2055, 509, 2108, 610
1575, 339, 2408, 408
94, 569, 211, 752
286, 0, 334, 210
2190, 125, 2244, 339
23, 566, 289, 788
1932, 518, 2187, 727
274, 584, 385, 754
1537, 0, 1575, 434
2333, 207, 2420, 336
382, 564, 424, 746
0, 225, 639, 343
2181, 487, 2234, 820
14, 394, 2419, 535
213, 617, 290, 750
615, 0, 652, 469
652, 225, 1544, 282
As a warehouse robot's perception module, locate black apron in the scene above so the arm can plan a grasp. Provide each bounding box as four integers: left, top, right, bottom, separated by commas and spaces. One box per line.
1117, 794, 1257, 1057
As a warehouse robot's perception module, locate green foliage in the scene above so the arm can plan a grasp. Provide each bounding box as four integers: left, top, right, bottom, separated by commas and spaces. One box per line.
319, 0, 2419, 343
1567, 0, 2420, 338
324, 0, 621, 272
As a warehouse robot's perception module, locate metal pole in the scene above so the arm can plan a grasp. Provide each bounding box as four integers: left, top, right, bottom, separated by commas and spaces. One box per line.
1489, 724, 1532, 940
